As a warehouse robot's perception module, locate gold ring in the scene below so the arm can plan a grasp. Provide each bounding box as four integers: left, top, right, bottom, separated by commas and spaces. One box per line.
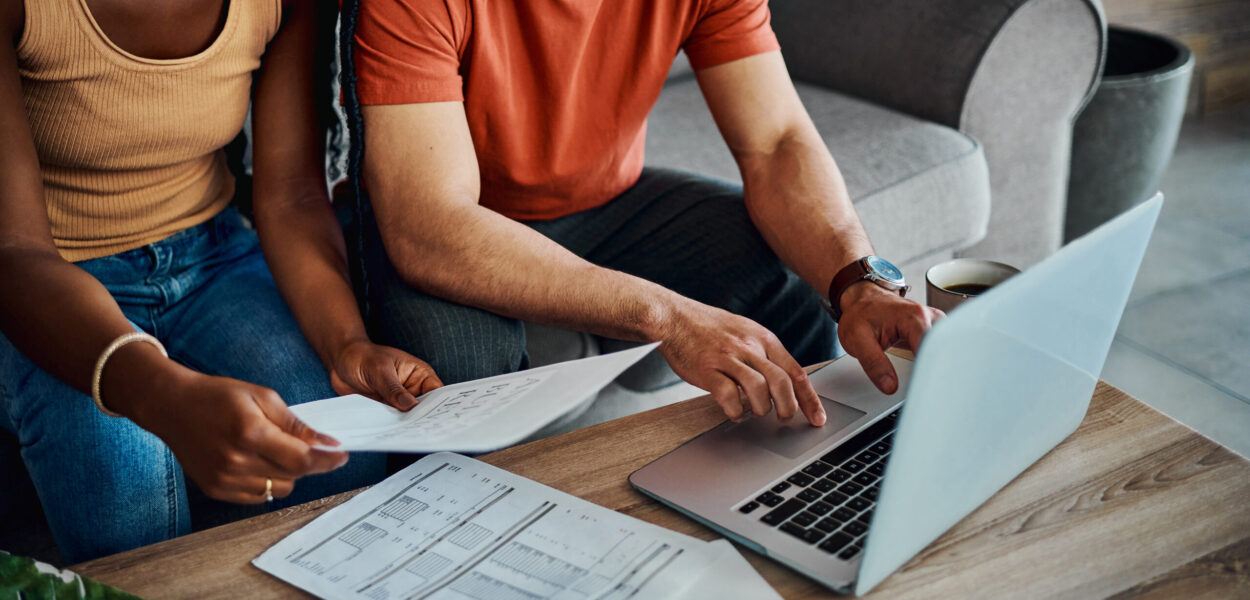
265, 478, 274, 503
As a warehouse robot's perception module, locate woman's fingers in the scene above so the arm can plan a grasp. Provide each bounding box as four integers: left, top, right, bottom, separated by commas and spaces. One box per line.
242, 387, 349, 475
255, 428, 348, 476
401, 359, 444, 395
369, 360, 419, 410
207, 474, 296, 504
333, 342, 445, 409
251, 387, 340, 448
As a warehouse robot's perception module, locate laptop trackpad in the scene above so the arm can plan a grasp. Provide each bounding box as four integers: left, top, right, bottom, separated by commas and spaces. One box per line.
724, 396, 866, 459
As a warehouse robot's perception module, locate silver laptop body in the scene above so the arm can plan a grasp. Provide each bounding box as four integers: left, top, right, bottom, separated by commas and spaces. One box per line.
630, 194, 1163, 594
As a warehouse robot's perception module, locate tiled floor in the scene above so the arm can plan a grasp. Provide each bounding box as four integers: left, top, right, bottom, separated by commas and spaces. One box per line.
1100, 105, 1250, 458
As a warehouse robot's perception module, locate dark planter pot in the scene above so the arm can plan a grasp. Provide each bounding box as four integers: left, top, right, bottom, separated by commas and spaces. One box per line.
1065, 26, 1193, 242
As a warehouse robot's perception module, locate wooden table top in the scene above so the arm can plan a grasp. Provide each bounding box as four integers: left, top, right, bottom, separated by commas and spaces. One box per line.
74, 381, 1250, 598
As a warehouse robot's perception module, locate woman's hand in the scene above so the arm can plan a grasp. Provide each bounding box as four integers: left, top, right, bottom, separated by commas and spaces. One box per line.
329, 339, 443, 411
121, 366, 349, 504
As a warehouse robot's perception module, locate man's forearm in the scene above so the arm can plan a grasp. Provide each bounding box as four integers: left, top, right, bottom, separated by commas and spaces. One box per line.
376, 200, 681, 343
738, 125, 875, 299
693, 51, 874, 299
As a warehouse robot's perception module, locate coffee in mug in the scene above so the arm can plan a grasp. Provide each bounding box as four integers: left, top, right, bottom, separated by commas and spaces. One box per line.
925, 259, 1020, 313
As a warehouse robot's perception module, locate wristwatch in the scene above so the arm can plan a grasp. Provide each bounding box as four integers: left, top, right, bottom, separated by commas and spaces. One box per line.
825, 256, 909, 322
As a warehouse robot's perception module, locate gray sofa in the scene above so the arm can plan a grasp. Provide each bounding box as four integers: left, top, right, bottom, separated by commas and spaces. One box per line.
657, 0, 1106, 279
533, 0, 1107, 392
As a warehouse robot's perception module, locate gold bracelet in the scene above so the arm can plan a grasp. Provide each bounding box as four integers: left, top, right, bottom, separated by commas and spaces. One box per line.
91, 332, 168, 418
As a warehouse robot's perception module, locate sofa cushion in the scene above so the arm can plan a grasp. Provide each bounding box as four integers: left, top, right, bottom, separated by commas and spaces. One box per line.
644, 79, 990, 270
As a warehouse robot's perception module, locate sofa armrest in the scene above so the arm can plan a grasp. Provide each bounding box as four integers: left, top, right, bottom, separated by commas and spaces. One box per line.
772, 0, 1106, 267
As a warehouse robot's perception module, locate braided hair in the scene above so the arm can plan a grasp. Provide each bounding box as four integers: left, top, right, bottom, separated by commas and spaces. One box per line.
338, 0, 371, 321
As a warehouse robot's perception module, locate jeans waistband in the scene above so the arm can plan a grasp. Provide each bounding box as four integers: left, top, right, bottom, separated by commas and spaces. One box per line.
80, 207, 244, 264
149, 207, 244, 251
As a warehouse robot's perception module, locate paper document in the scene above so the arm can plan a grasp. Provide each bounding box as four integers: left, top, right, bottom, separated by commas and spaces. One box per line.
292, 344, 657, 453
691, 541, 783, 600
253, 453, 774, 599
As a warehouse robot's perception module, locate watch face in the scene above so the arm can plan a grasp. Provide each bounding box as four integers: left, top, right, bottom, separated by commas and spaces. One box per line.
865, 256, 904, 283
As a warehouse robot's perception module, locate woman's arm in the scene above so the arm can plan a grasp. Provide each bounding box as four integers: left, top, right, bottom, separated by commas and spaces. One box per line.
251, 0, 441, 409
0, 0, 171, 411
0, 1, 344, 503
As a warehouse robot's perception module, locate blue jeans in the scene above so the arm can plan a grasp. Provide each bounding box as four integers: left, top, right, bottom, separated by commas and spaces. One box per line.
0, 208, 385, 563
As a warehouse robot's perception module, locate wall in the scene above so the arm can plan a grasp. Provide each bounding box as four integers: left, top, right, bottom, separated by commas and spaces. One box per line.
1102, 0, 1250, 114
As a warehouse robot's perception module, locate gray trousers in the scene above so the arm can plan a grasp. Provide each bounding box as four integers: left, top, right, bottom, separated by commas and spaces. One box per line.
355, 168, 837, 385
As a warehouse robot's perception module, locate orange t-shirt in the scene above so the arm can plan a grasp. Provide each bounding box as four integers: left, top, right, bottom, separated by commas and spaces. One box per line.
353, 0, 779, 220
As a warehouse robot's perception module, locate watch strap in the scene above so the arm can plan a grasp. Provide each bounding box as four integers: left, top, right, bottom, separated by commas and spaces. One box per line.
826, 258, 870, 323
826, 257, 908, 323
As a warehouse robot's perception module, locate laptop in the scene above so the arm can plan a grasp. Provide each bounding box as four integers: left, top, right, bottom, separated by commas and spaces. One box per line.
629, 194, 1163, 595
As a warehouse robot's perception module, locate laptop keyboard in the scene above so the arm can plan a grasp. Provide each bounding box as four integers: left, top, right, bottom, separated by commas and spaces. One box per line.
737, 410, 899, 561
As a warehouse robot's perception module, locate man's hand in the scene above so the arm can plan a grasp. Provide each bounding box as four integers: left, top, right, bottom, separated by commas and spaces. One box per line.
123, 369, 350, 504
698, 54, 937, 396
837, 283, 944, 394
658, 300, 827, 426
329, 340, 444, 411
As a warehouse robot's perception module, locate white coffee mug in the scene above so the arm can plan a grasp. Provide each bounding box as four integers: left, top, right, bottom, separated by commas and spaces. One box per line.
925, 258, 1020, 313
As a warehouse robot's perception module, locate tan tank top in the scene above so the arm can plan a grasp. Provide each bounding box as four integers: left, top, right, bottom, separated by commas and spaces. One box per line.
17, 0, 282, 261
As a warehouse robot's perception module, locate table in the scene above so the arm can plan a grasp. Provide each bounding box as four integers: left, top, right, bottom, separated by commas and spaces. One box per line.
74, 381, 1250, 598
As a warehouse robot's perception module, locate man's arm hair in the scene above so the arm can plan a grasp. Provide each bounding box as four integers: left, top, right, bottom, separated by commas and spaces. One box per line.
694, 50, 875, 295
361, 102, 675, 342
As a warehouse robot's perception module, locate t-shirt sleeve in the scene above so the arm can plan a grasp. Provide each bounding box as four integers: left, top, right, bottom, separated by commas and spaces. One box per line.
683, 0, 781, 70
352, 0, 468, 105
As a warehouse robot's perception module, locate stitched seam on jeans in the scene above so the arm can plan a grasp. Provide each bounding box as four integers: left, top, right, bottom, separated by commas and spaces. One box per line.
166, 445, 180, 538
0, 377, 17, 435
147, 307, 161, 338
5, 365, 46, 435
